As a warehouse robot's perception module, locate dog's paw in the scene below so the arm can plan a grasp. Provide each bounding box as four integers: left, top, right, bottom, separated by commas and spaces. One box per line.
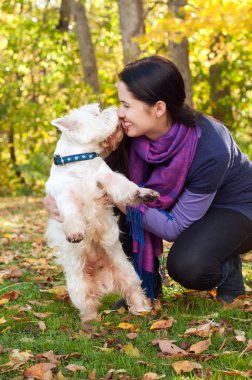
129, 302, 152, 315
66, 232, 84, 243
133, 188, 160, 204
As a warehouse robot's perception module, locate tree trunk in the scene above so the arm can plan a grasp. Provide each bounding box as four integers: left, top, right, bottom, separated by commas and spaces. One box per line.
58, 0, 71, 32
70, 0, 100, 92
209, 36, 234, 127
167, 0, 193, 107
118, 0, 145, 65
8, 127, 26, 186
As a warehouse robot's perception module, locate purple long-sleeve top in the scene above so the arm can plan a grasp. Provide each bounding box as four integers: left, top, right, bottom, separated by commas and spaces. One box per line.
142, 189, 216, 242
142, 114, 252, 242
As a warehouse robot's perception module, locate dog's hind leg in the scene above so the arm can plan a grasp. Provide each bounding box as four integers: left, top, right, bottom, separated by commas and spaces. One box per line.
108, 243, 151, 314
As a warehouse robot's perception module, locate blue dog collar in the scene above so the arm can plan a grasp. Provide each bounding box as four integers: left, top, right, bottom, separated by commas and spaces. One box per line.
53, 152, 99, 166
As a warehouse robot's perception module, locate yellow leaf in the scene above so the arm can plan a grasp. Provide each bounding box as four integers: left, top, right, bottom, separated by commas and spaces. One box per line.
123, 343, 140, 357
0, 299, 9, 306
0, 317, 7, 324
118, 322, 135, 330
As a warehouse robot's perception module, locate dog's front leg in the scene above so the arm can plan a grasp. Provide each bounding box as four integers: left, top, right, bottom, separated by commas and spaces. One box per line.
97, 169, 159, 205
55, 193, 86, 243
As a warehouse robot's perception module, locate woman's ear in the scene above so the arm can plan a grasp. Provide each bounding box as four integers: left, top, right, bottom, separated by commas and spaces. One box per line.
155, 101, 167, 118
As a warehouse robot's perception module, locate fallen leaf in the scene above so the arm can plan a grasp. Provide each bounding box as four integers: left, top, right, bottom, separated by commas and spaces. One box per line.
171, 360, 202, 375
56, 370, 68, 380
118, 322, 135, 330
38, 321, 47, 331
0, 299, 9, 306
159, 340, 188, 356
0, 317, 7, 324
150, 318, 175, 331
36, 351, 59, 364
141, 373, 158, 380
123, 343, 140, 357
65, 363, 86, 372
23, 362, 57, 379
189, 339, 211, 354
88, 369, 96, 380
1, 290, 20, 301
126, 332, 137, 340
234, 329, 246, 343
33, 311, 53, 319
94, 346, 114, 353
184, 322, 219, 337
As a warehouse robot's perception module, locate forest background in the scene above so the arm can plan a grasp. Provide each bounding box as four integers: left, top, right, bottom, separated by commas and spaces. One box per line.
0, 0, 252, 196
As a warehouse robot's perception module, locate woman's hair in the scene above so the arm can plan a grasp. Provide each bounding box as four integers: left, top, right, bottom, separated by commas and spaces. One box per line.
107, 55, 200, 177
118, 55, 199, 128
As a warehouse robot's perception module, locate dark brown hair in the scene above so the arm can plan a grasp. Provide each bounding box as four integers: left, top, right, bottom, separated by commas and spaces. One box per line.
107, 55, 199, 176
119, 55, 199, 128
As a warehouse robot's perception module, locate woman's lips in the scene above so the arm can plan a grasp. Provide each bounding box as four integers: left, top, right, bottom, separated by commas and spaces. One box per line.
122, 121, 132, 133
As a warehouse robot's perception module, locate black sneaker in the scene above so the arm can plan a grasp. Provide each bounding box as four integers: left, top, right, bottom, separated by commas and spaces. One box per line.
217, 256, 245, 303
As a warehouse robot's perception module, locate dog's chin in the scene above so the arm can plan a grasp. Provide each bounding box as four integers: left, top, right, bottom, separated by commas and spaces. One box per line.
100, 126, 124, 157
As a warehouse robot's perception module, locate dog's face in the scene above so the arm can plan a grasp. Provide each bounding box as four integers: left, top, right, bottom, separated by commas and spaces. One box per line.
51, 103, 123, 153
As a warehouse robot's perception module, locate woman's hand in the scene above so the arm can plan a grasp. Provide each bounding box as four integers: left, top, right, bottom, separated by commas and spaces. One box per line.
44, 194, 63, 222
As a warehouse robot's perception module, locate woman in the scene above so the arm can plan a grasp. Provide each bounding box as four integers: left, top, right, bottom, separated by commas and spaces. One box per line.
46, 55, 252, 305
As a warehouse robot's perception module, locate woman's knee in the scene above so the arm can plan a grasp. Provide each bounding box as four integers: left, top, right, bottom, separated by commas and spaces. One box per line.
166, 247, 220, 290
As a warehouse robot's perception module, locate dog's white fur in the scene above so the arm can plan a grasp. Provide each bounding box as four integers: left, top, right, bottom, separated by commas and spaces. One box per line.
45, 103, 159, 323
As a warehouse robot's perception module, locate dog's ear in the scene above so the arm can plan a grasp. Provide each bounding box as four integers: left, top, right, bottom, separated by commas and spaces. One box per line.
51, 117, 76, 131
78, 103, 100, 116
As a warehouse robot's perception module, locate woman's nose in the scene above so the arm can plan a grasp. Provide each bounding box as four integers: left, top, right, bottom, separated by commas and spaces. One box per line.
117, 106, 125, 118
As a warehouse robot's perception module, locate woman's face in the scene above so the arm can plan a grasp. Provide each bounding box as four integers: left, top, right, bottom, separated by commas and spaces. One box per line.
117, 81, 167, 140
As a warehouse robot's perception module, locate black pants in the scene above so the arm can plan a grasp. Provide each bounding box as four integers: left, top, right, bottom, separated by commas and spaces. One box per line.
167, 208, 252, 290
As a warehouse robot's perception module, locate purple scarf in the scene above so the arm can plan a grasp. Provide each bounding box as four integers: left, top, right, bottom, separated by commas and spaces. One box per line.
127, 123, 198, 298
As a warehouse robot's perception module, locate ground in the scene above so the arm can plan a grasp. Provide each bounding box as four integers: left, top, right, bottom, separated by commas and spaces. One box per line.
0, 197, 251, 379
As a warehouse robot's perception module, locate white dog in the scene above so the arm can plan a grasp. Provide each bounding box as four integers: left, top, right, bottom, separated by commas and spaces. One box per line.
45, 103, 159, 323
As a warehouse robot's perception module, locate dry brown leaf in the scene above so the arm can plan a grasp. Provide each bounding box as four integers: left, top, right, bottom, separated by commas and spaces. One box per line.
0, 349, 34, 370
234, 329, 246, 343
171, 360, 202, 374
126, 332, 138, 340
65, 364, 86, 372
156, 339, 188, 356
1, 290, 20, 301
88, 369, 96, 380
38, 321, 47, 331
33, 311, 53, 319
189, 339, 211, 354
150, 318, 175, 331
219, 369, 252, 377
36, 351, 59, 364
23, 362, 57, 379
184, 322, 219, 337
141, 373, 158, 380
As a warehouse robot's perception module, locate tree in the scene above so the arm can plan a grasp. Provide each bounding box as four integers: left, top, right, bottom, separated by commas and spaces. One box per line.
70, 0, 100, 92
58, 0, 71, 32
167, 0, 193, 107
118, 0, 145, 64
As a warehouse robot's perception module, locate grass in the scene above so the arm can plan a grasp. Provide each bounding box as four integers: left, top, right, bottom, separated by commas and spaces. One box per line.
0, 197, 251, 379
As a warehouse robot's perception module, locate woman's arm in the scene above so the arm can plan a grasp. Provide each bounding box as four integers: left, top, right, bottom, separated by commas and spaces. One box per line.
141, 189, 217, 242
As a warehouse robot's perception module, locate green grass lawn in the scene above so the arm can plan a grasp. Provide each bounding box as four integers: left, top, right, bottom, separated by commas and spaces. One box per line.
0, 197, 251, 379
